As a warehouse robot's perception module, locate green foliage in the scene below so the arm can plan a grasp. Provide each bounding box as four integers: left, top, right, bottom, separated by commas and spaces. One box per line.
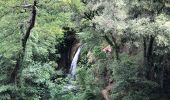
20, 62, 56, 99
109, 54, 159, 99
0, 0, 170, 99
0, 0, 74, 99
71, 0, 170, 99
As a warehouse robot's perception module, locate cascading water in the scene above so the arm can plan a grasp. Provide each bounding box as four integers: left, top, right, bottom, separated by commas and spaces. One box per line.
63, 46, 82, 91
69, 46, 81, 79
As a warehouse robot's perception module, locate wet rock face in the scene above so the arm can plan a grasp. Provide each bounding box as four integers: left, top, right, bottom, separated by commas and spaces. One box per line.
70, 43, 81, 61
57, 27, 80, 73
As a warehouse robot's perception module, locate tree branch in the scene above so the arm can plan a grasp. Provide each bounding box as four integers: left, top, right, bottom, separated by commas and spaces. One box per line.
10, 0, 37, 84
22, 0, 37, 50
103, 35, 114, 47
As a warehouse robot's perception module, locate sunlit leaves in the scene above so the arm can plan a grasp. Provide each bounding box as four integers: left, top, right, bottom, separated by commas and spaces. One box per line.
91, 0, 127, 35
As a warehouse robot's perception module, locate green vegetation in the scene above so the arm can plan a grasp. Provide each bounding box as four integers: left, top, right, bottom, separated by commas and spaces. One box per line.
0, 0, 170, 100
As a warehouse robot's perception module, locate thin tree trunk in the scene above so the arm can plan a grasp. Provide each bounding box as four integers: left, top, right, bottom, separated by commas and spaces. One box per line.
147, 36, 155, 80
143, 37, 147, 58
143, 37, 147, 77
147, 36, 155, 60
143, 35, 155, 80
111, 36, 120, 61
9, 0, 37, 84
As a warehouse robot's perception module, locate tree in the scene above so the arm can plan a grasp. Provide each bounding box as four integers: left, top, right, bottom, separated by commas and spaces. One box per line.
0, 0, 74, 99
10, 0, 37, 84
70, 0, 170, 99
127, 0, 170, 80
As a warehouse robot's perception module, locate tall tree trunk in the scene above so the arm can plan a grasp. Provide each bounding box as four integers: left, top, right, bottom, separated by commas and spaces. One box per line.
147, 36, 155, 80
143, 37, 147, 58
9, 1, 37, 99
147, 36, 154, 60
143, 37, 147, 77
143, 35, 155, 80
9, 0, 37, 84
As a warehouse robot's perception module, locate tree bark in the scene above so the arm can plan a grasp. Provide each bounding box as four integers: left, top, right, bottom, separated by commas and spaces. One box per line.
111, 35, 120, 61
143, 35, 155, 80
147, 36, 155, 80
9, 0, 37, 84
143, 37, 147, 58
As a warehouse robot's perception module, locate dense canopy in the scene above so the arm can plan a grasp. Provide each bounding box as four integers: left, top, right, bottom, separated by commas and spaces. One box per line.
0, 0, 170, 100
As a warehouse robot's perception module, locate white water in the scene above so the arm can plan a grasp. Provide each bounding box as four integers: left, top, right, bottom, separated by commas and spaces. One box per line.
63, 46, 81, 91
69, 46, 81, 79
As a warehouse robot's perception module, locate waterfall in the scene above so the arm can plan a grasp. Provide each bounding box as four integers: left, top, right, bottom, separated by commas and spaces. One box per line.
63, 45, 82, 92
69, 46, 81, 79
